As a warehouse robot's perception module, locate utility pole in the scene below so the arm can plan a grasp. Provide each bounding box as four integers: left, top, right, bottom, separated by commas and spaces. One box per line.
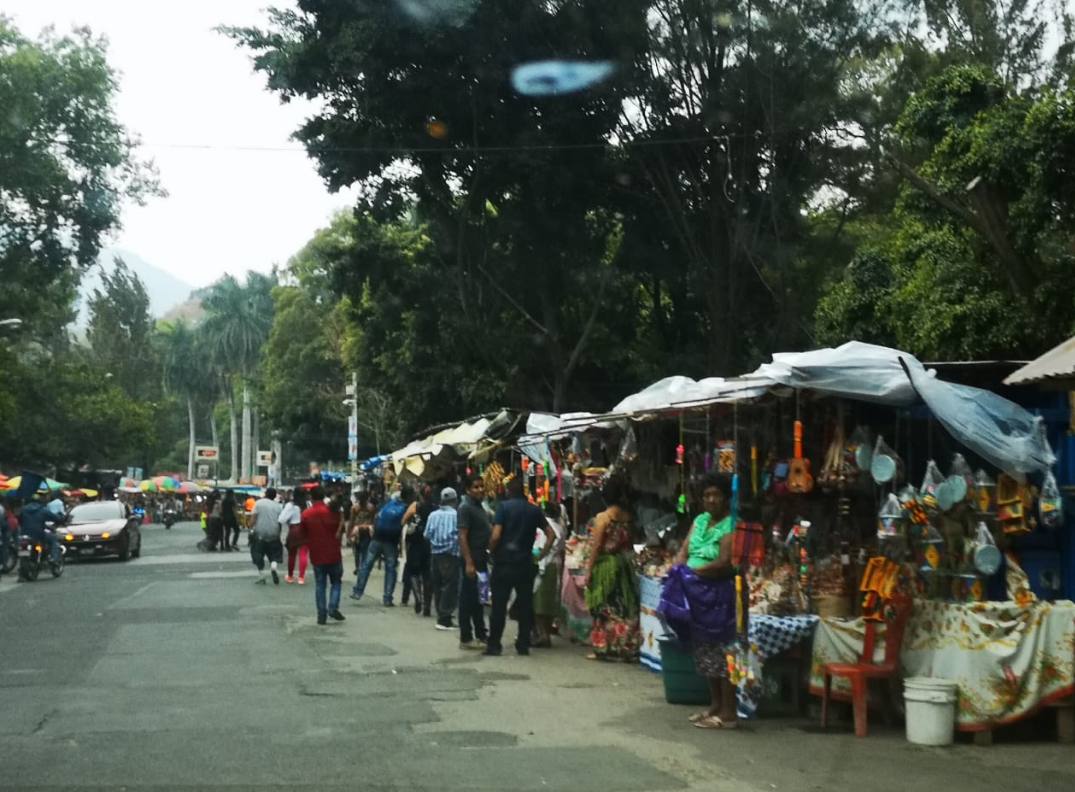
346, 372, 358, 489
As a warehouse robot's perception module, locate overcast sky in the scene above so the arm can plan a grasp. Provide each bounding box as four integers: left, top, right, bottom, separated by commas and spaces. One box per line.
6, 0, 356, 288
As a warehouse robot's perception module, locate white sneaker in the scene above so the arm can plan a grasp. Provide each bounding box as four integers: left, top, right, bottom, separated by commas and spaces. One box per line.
435, 623, 456, 631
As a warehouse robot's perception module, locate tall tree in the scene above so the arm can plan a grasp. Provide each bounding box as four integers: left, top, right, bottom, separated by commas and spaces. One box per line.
201, 273, 274, 481
0, 19, 158, 343
86, 257, 158, 401
158, 320, 202, 479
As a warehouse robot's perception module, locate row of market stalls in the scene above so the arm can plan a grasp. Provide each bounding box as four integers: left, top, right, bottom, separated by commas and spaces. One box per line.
379, 340, 1074, 741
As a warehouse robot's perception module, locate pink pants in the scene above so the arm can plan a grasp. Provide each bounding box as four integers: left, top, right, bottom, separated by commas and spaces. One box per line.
287, 545, 309, 578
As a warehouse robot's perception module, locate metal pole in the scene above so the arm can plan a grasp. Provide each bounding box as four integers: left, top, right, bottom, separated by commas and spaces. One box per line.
351, 371, 359, 487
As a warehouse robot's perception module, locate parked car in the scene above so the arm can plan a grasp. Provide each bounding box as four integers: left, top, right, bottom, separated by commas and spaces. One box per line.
63, 501, 141, 561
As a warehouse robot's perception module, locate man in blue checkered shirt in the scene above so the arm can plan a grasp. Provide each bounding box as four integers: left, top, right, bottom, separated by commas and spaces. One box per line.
425, 487, 461, 630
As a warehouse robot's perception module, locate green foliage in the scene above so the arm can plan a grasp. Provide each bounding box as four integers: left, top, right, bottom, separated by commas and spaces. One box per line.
0, 18, 159, 342
87, 258, 159, 401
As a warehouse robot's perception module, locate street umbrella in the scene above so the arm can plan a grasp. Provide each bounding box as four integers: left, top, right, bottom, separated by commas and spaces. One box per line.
176, 481, 202, 494
139, 479, 158, 493
3, 475, 69, 494
153, 476, 180, 492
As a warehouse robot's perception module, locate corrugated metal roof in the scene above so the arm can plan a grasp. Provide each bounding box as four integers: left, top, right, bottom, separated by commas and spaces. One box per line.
1004, 335, 1075, 385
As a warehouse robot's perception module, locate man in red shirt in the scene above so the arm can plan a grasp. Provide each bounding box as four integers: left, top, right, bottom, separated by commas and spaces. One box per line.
301, 486, 346, 625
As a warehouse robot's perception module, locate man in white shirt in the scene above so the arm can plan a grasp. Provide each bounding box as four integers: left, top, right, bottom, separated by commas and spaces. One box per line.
250, 488, 284, 585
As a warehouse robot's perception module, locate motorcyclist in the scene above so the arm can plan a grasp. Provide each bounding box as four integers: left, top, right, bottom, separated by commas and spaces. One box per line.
19, 492, 65, 564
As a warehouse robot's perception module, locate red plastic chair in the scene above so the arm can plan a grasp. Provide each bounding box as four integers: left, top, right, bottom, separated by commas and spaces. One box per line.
820, 596, 913, 737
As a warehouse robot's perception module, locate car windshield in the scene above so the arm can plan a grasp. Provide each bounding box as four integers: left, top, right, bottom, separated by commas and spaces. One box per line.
69, 502, 123, 523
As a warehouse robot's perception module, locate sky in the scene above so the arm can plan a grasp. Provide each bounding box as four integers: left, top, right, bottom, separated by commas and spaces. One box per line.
6, 0, 357, 288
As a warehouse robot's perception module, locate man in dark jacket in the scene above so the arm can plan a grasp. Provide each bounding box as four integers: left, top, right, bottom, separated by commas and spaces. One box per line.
19, 494, 64, 563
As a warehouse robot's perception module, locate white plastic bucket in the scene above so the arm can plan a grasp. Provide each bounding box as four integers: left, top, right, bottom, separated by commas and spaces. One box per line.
904, 677, 958, 746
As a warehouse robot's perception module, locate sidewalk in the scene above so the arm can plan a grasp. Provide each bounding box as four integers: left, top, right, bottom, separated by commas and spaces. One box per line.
329, 567, 1075, 792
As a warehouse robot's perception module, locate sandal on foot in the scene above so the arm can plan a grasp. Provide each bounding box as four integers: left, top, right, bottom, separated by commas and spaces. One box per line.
692, 716, 726, 730
688, 712, 711, 723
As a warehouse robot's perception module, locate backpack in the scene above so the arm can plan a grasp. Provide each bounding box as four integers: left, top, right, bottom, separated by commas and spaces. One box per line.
374, 498, 407, 541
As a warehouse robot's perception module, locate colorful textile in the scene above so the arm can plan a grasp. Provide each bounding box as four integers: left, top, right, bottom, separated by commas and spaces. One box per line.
658, 563, 739, 646
687, 513, 734, 569
587, 553, 641, 660
737, 615, 820, 719
808, 599, 1075, 731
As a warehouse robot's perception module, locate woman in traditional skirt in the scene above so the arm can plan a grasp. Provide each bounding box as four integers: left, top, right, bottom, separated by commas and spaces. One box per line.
582, 475, 641, 661
660, 473, 743, 729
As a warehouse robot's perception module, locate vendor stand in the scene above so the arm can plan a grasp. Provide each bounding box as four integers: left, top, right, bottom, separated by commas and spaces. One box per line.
519, 341, 1070, 733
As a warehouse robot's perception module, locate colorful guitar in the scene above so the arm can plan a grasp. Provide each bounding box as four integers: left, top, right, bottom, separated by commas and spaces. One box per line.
787, 420, 814, 494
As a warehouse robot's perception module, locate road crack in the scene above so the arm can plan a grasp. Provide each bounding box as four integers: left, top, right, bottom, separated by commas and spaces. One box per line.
32, 708, 58, 735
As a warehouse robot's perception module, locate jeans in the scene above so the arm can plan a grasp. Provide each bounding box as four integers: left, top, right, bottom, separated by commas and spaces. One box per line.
431, 553, 461, 626
44, 531, 61, 563
314, 561, 343, 617
353, 534, 371, 575
488, 562, 534, 653
459, 568, 488, 643
353, 538, 398, 603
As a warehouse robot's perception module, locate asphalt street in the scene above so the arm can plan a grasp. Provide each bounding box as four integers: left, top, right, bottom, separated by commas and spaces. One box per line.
1, 521, 1072, 791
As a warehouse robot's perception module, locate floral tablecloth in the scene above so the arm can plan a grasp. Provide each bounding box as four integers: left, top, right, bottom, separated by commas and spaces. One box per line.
808, 599, 1075, 731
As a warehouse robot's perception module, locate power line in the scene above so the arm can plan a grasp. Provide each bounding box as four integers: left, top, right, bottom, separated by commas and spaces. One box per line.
137, 134, 724, 156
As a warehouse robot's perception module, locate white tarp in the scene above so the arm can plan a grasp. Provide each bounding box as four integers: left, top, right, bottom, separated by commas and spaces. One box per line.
600, 342, 1055, 477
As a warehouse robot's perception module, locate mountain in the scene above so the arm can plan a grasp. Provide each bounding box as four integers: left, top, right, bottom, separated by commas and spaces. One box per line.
76, 248, 196, 326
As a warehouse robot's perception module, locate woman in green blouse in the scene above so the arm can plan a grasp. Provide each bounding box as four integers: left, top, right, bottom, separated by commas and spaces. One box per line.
673, 473, 739, 729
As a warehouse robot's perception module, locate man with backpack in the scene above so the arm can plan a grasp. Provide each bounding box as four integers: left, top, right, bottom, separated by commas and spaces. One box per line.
351, 484, 414, 606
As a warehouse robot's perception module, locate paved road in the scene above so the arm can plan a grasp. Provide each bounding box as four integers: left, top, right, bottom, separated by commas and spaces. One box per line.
1, 522, 1072, 791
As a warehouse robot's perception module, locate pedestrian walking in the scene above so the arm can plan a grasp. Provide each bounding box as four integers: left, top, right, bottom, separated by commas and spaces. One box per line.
485, 475, 555, 657
284, 489, 309, 584
222, 490, 241, 551
348, 493, 375, 575
204, 491, 224, 551
250, 487, 284, 585
425, 487, 461, 631
401, 485, 434, 615
351, 484, 413, 606
301, 485, 345, 625
457, 473, 490, 649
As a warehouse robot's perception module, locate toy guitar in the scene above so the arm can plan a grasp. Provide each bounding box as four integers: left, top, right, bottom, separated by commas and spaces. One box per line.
787, 419, 814, 494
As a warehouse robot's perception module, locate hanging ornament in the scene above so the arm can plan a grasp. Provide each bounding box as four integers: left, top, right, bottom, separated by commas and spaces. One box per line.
676, 443, 685, 465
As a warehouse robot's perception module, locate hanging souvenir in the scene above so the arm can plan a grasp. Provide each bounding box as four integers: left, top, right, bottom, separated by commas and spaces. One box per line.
848, 426, 873, 472
997, 473, 1032, 535
870, 435, 899, 485
975, 469, 995, 513
877, 493, 903, 538
1040, 470, 1063, 528
716, 440, 736, 474
919, 460, 944, 508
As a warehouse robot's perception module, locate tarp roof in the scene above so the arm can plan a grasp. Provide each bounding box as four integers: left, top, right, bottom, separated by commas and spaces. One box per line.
523, 342, 1055, 477
390, 410, 522, 478
1004, 335, 1075, 387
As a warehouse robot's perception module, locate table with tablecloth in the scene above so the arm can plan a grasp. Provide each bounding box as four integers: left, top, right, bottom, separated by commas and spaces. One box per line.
737, 614, 819, 718
808, 599, 1075, 731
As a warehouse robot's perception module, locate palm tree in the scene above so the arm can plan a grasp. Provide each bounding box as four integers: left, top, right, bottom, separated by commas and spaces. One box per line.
158, 320, 201, 480
201, 273, 274, 482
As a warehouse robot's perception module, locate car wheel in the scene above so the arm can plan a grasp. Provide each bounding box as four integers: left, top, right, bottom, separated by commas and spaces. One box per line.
118, 537, 130, 562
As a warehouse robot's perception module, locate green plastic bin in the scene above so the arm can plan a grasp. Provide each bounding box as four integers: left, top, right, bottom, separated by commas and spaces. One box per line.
658, 638, 710, 705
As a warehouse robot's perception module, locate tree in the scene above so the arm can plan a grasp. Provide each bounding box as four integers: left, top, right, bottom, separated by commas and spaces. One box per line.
201, 273, 274, 481
86, 257, 158, 401
158, 320, 202, 479
0, 19, 159, 343
818, 64, 1075, 358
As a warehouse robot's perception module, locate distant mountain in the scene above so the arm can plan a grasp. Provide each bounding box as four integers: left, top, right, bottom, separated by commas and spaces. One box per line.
76, 248, 196, 326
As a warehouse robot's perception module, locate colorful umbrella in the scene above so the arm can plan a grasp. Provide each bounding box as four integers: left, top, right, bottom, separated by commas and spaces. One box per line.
1, 475, 68, 492
139, 479, 158, 493
176, 481, 202, 494
153, 476, 180, 492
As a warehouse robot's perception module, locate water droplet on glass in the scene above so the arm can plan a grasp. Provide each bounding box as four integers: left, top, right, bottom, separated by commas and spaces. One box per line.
425, 117, 450, 140
511, 60, 616, 97
396, 0, 476, 26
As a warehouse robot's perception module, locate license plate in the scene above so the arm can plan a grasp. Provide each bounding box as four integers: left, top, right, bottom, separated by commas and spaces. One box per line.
17, 548, 29, 557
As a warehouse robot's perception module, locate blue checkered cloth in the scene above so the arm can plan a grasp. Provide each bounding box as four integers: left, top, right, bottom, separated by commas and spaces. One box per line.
737, 614, 820, 719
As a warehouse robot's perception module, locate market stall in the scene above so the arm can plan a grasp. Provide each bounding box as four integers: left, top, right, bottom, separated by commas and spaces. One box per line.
518, 341, 1069, 729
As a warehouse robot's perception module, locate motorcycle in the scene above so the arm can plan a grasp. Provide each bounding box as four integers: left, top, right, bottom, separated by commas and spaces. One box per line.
17, 531, 65, 581
163, 509, 178, 530
2, 532, 17, 575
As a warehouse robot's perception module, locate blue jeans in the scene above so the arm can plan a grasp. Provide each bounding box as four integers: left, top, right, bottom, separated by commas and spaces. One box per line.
314, 561, 343, 618
352, 538, 398, 603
